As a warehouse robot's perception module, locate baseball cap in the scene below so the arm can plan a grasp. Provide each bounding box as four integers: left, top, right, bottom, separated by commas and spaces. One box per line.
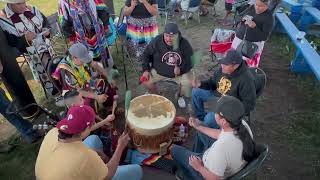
63, 89, 80, 100
56, 105, 96, 135
216, 96, 245, 127
219, 49, 243, 65
68, 43, 92, 64
164, 23, 179, 35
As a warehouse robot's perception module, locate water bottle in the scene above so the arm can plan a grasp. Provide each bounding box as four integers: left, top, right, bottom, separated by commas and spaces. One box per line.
179, 124, 185, 138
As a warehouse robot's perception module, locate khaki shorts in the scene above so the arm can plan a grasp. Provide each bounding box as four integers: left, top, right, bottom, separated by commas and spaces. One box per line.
149, 69, 192, 97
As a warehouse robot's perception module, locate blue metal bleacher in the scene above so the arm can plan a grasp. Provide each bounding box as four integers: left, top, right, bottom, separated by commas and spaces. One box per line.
275, 12, 320, 80
300, 7, 320, 35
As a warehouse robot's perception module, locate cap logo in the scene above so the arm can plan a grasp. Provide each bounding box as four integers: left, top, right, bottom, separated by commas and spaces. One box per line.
67, 114, 73, 121
60, 125, 68, 130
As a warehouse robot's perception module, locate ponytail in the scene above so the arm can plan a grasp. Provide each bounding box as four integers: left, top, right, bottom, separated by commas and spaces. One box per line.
230, 120, 256, 162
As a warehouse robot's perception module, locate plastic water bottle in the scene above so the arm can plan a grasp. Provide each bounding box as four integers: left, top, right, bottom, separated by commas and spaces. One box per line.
179, 124, 185, 138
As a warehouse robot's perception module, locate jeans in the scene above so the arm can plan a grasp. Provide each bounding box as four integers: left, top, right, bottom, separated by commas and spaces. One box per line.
83, 135, 104, 152
168, 0, 182, 14
112, 164, 143, 180
0, 89, 36, 142
171, 145, 204, 180
192, 112, 219, 153
191, 88, 216, 121
83, 135, 143, 180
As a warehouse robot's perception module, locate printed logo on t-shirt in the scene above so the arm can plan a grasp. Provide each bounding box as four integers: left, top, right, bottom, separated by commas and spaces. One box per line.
161, 51, 182, 66
217, 77, 232, 96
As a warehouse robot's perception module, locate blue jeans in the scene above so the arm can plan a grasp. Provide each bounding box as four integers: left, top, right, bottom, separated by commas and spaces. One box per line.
83, 136, 143, 180
0, 89, 36, 142
168, 0, 181, 14
191, 88, 216, 121
112, 164, 143, 180
192, 112, 220, 153
171, 145, 204, 180
83, 135, 104, 152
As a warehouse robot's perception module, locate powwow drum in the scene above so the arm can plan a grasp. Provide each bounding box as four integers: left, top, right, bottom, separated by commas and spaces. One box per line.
127, 94, 176, 153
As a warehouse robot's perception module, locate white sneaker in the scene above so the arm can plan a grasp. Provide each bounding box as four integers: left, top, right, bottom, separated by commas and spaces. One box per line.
181, 14, 186, 20
178, 96, 186, 108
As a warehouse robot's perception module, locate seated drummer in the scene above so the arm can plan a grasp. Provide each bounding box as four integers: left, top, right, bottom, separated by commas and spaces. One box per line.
190, 50, 256, 131
171, 96, 255, 180
35, 105, 143, 180
140, 22, 193, 108
63, 90, 115, 130
52, 43, 110, 106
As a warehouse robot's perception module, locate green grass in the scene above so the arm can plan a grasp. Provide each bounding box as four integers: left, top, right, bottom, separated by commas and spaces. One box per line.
270, 32, 320, 177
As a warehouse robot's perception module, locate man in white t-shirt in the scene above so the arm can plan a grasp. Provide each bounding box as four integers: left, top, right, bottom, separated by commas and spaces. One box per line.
171, 96, 256, 180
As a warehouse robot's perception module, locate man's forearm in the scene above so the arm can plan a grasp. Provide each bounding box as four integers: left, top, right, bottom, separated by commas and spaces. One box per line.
198, 166, 221, 180
79, 90, 97, 100
106, 146, 124, 179
196, 125, 221, 140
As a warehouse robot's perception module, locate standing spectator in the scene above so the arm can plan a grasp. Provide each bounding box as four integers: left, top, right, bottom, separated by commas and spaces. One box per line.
124, 0, 158, 60
0, 61, 41, 144
0, 0, 58, 96
231, 0, 274, 67
59, 0, 113, 68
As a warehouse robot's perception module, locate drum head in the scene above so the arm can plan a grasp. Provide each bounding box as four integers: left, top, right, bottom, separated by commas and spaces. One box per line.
127, 94, 176, 136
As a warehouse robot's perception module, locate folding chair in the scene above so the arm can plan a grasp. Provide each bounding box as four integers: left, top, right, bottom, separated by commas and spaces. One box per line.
246, 67, 267, 125
158, 0, 171, 25
227, 144, 269, 180
181, 0, 202, 25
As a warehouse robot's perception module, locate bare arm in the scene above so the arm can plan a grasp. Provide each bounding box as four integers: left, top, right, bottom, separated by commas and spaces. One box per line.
124, 0, 137, 16
189, 156, 222, 180
198, 166, 222, 180
141, 0, 158, 16
91, 114, 115, 131
189, 117, 221, 139
90, 61, 108, 79
105, 133, 129, 180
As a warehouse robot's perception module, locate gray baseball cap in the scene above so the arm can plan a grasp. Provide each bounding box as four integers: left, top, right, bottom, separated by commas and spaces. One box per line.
216, 96, 245, 127
68, 43, 92, 64
219, 49, 243, 65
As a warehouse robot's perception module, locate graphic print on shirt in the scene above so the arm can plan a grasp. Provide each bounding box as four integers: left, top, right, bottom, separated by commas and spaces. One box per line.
217, 77, 232, 96
161, 51, 182, 66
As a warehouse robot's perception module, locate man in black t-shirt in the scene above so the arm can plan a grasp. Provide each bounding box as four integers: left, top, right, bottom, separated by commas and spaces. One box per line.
141, 23, 193, 108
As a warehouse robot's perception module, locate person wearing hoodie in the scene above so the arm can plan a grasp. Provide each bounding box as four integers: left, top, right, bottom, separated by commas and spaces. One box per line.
191, 50, 256, 132
141, 23, 193, 108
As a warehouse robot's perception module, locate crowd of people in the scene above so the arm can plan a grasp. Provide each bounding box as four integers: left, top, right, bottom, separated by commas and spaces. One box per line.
0, 0, 279, 179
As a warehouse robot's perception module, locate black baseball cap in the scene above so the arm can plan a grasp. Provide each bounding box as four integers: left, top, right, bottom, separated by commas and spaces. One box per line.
216, 96, 245, 127
164, 23, 179, 35
63, 90, 80, 100
220, 49, 243, 65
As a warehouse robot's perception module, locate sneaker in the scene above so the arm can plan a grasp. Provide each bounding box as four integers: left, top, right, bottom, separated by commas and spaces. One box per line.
188, 13, 193, 19
178, 96, 186, 108
181, 14, 186, 20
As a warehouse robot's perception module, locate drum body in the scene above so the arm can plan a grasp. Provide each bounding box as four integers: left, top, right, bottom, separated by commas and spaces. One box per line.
127, 94, 176, 153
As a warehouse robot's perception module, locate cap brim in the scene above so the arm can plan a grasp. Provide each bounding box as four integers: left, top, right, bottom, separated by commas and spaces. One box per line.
79, 54, 92, 64
219, 57, 232, 65
56, 118, 74, 134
